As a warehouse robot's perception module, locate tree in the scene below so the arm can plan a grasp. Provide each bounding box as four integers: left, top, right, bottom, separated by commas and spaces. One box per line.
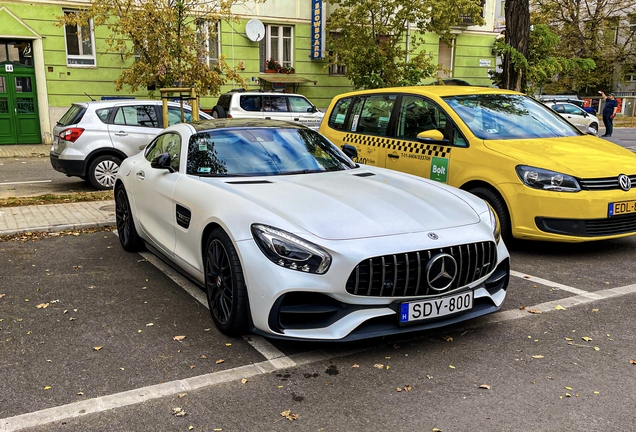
500, 0, 531, 91
491, 24, 595, 94
59, 0, 260, 96
532, 0, 636, 94
326, 0, 486, 89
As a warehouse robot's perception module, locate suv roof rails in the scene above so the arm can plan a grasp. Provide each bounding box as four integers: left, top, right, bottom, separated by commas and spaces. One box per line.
228, 88, 246, 93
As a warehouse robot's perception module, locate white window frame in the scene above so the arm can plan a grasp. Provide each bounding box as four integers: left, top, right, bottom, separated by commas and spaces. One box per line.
196, 20, 221, 66
266, 25, 293, 68
63, 10, 97, 67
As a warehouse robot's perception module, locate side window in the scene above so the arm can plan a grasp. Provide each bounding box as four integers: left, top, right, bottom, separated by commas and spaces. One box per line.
113, 105, 159, 128
552, 104, 566, 113
327, 97, 352, 131
288, 96, 313, 113
239, 95, 262, 112
146, 133, 181, 171
396, 96, 441, 140
167, 107, 193, 126
264, 96, 289, 112
564, 104, 582, 115
354, 94, 396, 136
95, 108, 111, 123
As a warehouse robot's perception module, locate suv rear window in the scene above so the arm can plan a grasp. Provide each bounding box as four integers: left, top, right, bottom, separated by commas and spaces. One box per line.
57, 104, 86, 126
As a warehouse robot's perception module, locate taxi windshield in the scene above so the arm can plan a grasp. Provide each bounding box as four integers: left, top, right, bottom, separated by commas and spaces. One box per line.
443, 94, 582, 140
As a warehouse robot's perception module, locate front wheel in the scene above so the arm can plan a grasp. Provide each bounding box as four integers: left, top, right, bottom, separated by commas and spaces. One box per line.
212, 105, 227, 119
469, 186, 513, 245
204, 229, 248, 336
589, 122, 599, 135
115, 185, 144, 252
88, 155, 122, 190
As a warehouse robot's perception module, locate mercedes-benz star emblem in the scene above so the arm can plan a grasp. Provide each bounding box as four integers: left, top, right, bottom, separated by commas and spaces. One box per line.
618, 174, 632, 191
428, 233, 439, 240
426, 253, 458, 292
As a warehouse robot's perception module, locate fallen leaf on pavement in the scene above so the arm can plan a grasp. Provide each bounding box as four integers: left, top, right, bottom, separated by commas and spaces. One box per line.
189, 365, 196, 369
352, 364, 359, 368
225, 343, 232, 347
532, 355, 544, 359
630, 359, 636, 364
36, 303, 50, 309
146, 323, 154, 327
404, 385, 412, 392
178, 393, 187, 398
241, 378, 248, 384
555, 305, 566, 310
172, 407, 187, 417
479, 384, 491, 389
594, 347, 600, 351
0, 294, 5, 299
200, 355, 207, 359
519, 305, 527, 310
44, 386, 52, 390
173, 335, 186, 341
565, 386, 573, 390
188, 426, 194, 431
373, 364, 384, 369
280, 409, 299, 421
528, 309, 542, 314
397, 387, 402, 392
77, 391, 84, 395
449, 365, 456, 369
442, 336, 453, 342
582, 337, 592, 342
216, 359, 224, 364
565, 337, 573, 341
93, 346, 103, 351
592, 308, 599, 313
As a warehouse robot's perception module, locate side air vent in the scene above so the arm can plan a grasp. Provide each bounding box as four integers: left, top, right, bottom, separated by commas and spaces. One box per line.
352, 172, 376, 177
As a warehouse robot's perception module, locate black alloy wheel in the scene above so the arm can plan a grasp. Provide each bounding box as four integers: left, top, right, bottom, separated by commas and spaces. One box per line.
205, 229, 248, 336
115, 185, 144, 251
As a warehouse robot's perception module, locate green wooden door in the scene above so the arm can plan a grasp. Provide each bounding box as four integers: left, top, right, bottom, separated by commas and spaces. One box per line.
0, 66, 41, 145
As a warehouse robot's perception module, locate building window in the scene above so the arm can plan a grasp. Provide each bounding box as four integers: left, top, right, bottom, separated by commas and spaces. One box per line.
328, 32, 346, 76
196, 20, 220, 66
63, 10, 96, 67
261, 25, 293, 71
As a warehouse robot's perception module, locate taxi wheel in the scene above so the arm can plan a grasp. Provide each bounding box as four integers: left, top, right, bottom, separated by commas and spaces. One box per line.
469, 186, 513, 244
204, 229, 248, 336
115, 185, 144, 252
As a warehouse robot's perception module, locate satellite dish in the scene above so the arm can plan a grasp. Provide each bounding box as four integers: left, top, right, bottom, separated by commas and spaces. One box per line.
245, 18, 265, 42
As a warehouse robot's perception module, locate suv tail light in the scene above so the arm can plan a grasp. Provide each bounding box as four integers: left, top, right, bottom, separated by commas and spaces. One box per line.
59, 128, 84, 143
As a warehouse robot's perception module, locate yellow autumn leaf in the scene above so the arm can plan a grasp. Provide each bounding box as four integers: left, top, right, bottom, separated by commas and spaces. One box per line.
216, 359, 224, 364
0, 294, 5, 299
531, 355, 544, 359
592, 308, 599, 313
241, 378, 248, 384
77, 391, 84, 395
565, 393, 571, 397
630, 359, 636, 364
528, 309, 542, 314
565, 386, 573, 390
352, 364, 360, 368
178, 393, 187, 398
442, 336, 453, 342
189, 427, 194, 431
594, 391, 600, 394
44, 386, 52, 390
225, 343, 232, 347
594, 347, 600, 351
404, 385, 412, 392
397, 387, 403, 392
93, 346, 103, 351
36, 303, 49, 309
280, 409, 299, 421
173, 335, 186, 341
449, 365, 456, 369
146, 323, 154, 327
374, 364, 384, 369
565, 337, 573, 341
555, 305, 566, 310
582, 336, 592, 342
479, 384, 491, 389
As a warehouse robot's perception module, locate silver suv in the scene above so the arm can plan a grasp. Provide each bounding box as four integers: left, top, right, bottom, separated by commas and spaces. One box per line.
50, 100, 211, 189
211, 90, 324, 130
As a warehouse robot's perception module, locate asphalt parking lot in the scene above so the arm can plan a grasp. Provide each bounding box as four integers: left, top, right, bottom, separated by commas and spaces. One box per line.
1, 231, 635, 431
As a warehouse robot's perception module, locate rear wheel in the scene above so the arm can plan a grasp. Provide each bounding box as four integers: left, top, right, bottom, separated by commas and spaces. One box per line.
589, 122, 599, 134
469, 186, 513, 245
204, 229, 248, 336
88, 155, 121, 190
212, 105, 227, 119
115, 185, 144, 252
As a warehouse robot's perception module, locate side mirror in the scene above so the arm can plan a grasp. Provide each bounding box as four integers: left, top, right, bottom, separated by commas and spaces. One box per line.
151, 153, 175, 173
308, 106, 318, 113
341, 144, 358, 159
416, 129, 448, 144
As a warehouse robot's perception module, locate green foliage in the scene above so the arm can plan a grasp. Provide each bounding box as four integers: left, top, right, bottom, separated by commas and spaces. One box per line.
327, 0, 484, 89
58, 0, 261, 96
490, 24, 595, 94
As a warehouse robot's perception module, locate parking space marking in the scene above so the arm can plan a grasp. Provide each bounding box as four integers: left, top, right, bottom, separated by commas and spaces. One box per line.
510, 270, 602, 299
0, 180, 52, 186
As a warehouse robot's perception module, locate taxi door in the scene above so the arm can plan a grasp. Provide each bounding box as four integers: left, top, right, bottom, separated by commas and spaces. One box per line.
384, 95, 454, 182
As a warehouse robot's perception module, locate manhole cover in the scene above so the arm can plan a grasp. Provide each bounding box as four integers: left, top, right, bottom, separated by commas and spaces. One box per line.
99, 204, 115, 212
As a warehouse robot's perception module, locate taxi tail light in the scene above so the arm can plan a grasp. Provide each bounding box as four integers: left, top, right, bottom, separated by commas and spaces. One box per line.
59, 128, 85, 143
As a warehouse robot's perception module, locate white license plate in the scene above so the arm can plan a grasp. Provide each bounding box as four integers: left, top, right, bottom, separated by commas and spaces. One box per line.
399, 291, 473, 324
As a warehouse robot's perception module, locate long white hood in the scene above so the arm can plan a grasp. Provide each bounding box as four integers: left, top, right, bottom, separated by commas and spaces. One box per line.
216, 169, 481, 240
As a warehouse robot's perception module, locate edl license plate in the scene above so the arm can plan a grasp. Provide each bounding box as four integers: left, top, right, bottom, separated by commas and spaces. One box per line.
608, 200, 636, 217
399, 291, 473, 324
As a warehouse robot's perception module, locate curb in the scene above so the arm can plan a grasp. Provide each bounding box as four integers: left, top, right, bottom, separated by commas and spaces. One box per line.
0, 220, 116, 237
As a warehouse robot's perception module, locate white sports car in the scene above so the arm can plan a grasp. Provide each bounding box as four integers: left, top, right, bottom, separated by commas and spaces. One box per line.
115, 119, 510, 341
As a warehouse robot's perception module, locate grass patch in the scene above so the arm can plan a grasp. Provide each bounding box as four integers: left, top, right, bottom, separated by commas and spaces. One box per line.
0, 191, 113, 208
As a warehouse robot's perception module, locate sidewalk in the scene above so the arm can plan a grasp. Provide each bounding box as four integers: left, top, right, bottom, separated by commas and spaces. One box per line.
0, 144, 50, 158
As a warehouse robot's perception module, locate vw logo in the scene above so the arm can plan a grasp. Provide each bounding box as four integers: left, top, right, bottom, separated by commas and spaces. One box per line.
426, 253, 458, 292
618, 174, 632, 191
428, 232, 439, 240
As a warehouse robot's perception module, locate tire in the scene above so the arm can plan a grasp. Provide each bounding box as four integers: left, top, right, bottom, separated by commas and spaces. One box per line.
88, 155, 122, 190
212, 105, 227, 119
589, 122, 599, 134
469, 186, 513, 245
204, 229, 248, 336
115, 185, 145, 252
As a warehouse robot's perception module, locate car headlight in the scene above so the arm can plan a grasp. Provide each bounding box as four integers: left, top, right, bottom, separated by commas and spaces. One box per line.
251, 224, 332, 274
515, 166, 581, 192
483, 203, 501, 243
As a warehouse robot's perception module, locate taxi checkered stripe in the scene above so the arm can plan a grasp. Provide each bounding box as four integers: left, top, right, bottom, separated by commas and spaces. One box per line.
343, 133, 451, 157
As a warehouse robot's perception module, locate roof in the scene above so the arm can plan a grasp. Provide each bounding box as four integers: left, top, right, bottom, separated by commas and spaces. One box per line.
188, 118, 307, 132
334, 86, 522, 99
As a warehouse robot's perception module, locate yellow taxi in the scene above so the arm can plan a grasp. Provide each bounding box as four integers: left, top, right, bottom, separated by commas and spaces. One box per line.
319, 86, 636, 242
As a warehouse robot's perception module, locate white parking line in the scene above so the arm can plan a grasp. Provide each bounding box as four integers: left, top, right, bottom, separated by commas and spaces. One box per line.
510, 270, 602, 299
0, 180, 52, 186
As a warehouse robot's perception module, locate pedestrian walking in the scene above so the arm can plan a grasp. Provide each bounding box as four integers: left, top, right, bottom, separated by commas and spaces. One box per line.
599, 91, 618, 137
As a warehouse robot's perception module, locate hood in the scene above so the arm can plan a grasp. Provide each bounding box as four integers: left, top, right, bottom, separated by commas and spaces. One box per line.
483, 135, 636, 177
215, 170, 481, 240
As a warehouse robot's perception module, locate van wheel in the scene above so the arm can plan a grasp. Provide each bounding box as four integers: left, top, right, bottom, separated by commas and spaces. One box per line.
469, 186, 513, 244
88, 155, 121, 190
212, 105, 227, 119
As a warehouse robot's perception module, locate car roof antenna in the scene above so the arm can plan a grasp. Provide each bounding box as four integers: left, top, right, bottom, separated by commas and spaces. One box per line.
84, 92, 96, 101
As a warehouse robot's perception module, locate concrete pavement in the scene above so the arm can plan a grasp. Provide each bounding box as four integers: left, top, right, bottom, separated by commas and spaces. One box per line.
0, 144, 49, 158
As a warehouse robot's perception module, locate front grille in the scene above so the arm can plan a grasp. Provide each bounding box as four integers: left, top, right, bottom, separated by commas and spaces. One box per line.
579, 175, 636, 191
585, 213, 636, 236
345, 241, 497, 297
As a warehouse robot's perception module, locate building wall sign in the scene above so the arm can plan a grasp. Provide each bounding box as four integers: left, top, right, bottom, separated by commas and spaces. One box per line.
311, 0, 324, 60
479, 59, 491, 67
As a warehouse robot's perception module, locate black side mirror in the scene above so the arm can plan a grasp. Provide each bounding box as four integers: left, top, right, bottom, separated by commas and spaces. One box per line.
341, 144, 358, 159
151, 153, 175, 173
308, 106, 318, 113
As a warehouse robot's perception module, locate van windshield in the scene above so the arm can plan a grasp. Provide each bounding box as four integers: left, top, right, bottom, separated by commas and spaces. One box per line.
443, 94, 581, 140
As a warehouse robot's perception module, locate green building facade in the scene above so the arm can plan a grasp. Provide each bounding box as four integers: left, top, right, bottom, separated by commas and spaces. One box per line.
0, 0, 500, 145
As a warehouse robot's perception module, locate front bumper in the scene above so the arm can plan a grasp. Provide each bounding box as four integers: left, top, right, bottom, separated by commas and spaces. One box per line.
501, 183, 636, 242
235, 223, 510, 341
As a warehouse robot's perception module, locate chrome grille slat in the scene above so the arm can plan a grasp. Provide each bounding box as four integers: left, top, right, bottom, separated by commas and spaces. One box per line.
345, 241, 498, 297
579, 174, 636, 191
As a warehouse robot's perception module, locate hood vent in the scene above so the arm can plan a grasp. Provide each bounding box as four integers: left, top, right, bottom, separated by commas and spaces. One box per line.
225, 180, 273, 185
352, 172, 376, 177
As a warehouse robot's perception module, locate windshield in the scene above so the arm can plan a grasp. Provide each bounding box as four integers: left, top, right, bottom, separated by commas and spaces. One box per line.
186, 127, 356, 177
443, 94, 582, 140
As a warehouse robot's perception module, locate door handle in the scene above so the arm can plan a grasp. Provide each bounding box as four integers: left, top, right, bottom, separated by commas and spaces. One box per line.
136, 171, 145, 180
265, 117, 271, 120
294, 118, 300, 121
388, 153, 399, 159
115, 131, 128, 136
